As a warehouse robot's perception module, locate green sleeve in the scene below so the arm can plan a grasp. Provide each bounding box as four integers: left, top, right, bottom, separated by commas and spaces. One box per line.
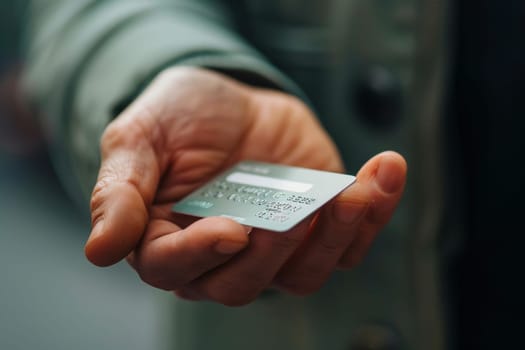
23, 0, 304, 209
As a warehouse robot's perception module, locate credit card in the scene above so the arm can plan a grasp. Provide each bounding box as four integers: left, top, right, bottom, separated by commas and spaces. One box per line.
172, 161, 356, 232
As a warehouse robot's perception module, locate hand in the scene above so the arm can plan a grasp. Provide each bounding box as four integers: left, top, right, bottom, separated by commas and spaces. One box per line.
85, 67, 407, 305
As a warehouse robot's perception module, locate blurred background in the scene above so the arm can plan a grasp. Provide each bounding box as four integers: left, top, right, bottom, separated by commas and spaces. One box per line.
3, 1, 525, 349
0, 3, 166, 350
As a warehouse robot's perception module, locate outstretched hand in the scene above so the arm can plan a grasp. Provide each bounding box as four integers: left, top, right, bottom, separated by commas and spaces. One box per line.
85, 67, 406, 305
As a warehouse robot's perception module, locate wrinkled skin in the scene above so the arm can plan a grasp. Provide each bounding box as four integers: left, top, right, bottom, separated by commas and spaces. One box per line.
85, 67, 407, 306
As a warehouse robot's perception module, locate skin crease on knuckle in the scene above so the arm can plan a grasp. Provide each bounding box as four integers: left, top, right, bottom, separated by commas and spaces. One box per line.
89, 177, 110, 217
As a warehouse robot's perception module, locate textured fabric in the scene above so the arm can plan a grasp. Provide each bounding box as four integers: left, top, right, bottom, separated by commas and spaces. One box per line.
23, 0, 303, 207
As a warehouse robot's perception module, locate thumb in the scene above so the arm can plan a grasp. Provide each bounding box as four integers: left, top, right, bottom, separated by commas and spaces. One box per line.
85, 123, 160, 267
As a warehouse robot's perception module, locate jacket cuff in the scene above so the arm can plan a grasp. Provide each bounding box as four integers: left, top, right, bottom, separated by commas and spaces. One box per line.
70, 10, 306, 203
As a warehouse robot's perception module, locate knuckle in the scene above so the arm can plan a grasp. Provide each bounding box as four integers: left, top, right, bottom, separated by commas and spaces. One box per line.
204, 278, 259, 307
122, 164, 148, 191
134, 250, 194, 292
317, 237, 341, 254
100, 120, 126, 152
101, 118, 151, 155
94, 144, 153, 197
90, 179, 110, 224
90, 177, 109, 208
137, 267, 175, 291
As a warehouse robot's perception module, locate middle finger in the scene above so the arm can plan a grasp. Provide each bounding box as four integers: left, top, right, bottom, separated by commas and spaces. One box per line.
186, 217, 314, 306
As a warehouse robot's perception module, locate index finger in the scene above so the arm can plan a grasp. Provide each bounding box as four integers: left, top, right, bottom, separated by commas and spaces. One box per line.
274, 151, 407, 293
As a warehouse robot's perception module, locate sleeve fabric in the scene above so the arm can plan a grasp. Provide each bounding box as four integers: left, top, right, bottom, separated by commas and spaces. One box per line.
23, 0, 305, 209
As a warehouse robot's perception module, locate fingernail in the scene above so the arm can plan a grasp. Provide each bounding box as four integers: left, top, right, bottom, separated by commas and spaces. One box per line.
334, 201, 367, 225
214, 240, 247, 255
375, 157, 405, 194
